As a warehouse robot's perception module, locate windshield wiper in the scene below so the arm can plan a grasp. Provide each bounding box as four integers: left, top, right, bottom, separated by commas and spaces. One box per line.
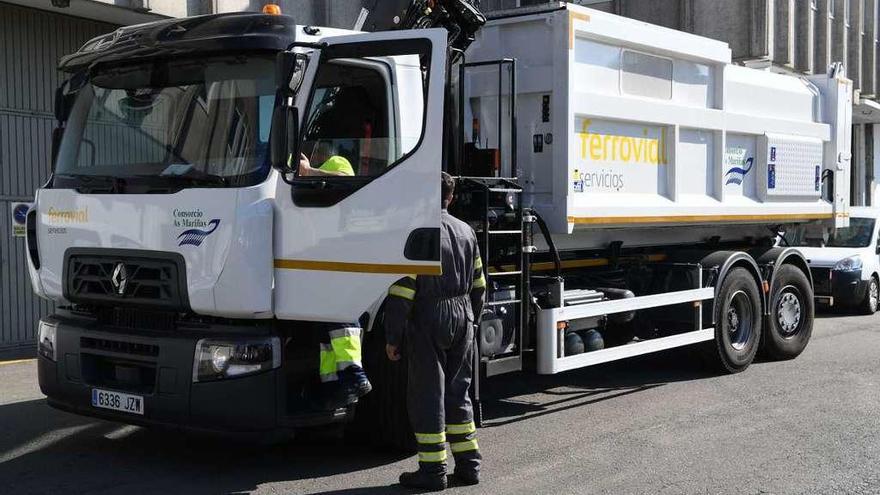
154, 168, 228, 187
55, 174, 128, 193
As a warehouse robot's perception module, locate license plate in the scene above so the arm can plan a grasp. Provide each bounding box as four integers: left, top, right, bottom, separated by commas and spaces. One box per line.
91, 388, 144, 415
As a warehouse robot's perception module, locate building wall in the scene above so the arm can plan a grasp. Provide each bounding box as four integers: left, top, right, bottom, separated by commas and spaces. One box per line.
157, 0, 364, 28
0, 2, 117, 356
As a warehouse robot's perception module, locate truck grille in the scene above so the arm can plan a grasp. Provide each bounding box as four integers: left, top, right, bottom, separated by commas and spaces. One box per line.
64, 249, 189, 311
80, 336, 160, 394
81, 337, 160, 357
811, 267, 832, 296
96, 307, 178, 331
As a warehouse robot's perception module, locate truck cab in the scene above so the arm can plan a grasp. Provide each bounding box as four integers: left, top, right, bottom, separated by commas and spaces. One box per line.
30, 12, 448, 434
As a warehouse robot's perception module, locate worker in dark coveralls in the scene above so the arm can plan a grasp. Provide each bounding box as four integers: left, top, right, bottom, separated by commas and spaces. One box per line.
384, 172, 487, 491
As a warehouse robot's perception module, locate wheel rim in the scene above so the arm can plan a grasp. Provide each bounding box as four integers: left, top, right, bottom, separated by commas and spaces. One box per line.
870, 279, 878, 311
776, 285, 802, 337
727, 290, 754, 351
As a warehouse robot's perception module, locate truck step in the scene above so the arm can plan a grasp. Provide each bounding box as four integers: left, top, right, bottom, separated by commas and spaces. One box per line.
487, 299, 520, 306
563, 289, 605, 306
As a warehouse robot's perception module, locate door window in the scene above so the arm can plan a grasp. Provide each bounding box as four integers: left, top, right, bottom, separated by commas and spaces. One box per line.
875, 224, 880, 254
301, 62, 390, 177
294, 39, 430, 186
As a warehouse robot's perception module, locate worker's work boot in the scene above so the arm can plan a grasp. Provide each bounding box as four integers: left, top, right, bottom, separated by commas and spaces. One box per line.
399, 470, 447, 492
449, 469, 479, 486
334, 365, 372, 406
311, 366, 371, 411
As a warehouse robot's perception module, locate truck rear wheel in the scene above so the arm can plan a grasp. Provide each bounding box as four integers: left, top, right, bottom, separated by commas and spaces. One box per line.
763, 264, 813, 360
348, 311, 416, 453
710, 267, 762, 373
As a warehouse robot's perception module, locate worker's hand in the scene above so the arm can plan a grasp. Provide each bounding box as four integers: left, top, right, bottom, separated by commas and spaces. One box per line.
298, 153, 313, 176
386, 344, 401, 362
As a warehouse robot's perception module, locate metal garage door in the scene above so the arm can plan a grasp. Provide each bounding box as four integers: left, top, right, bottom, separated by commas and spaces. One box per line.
0, 2, 115, 357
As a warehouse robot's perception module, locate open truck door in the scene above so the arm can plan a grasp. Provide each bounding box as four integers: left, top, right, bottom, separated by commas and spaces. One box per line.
273, 29, 447, 322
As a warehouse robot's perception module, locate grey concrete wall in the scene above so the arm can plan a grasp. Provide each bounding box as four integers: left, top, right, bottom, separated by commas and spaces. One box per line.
618, 0, 683, 30
566, 0, 879, 88
196, 0, 365, 28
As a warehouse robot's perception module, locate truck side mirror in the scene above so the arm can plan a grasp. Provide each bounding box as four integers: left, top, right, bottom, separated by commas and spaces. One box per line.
276, 51, 309, 94
54, 75, 84, 123
270, 104, 299, 175
271, 51, 309, 177
51, 127, 64, 167
276, 51, 296, 89
54, 84, 71, 122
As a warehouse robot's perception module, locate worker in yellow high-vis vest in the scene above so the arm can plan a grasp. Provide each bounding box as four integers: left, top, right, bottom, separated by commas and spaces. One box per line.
296, 143, 369, 409
297, 141, 355, 177
384, 172, 487, 491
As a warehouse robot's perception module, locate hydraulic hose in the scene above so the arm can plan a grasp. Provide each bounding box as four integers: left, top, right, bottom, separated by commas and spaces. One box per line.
530, 209, 562, 279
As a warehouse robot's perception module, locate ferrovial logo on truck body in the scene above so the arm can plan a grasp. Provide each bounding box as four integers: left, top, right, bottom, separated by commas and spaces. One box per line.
572, 118, 669, 195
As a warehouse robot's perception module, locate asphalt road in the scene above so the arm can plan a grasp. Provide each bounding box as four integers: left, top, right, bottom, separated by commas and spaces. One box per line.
1, 311, 879, 495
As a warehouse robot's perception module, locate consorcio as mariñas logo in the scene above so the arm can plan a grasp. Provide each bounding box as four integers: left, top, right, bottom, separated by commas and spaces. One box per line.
173, 209, 220, 247
724, 157, 754, 185
177, 220, 221, 247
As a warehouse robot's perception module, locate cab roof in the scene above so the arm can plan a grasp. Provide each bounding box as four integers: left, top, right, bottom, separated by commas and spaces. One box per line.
59, 12, 298, 73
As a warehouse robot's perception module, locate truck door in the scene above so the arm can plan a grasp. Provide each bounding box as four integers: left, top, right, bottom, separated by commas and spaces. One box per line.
274, 29, 447, 322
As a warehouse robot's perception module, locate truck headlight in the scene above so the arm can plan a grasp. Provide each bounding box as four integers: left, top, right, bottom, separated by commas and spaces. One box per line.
38, 320, 57, 362
192, 337, 281, 382
833, 255, 863, 272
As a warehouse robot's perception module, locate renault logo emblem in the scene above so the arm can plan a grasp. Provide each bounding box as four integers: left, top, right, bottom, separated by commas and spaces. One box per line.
111, 262, 128, 296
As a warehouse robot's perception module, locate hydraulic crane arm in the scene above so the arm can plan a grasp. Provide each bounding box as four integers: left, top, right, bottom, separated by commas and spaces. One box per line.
359, 0, 486, 54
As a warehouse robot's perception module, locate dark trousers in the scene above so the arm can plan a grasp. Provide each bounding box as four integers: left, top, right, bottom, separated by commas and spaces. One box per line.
406, 296, 481, 475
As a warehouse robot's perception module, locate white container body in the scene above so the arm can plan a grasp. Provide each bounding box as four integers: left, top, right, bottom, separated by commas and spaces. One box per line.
466, 5, 852, 248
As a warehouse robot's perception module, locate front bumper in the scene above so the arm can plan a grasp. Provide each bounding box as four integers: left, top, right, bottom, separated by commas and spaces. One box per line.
38, 311, 349, 434
810, 267, 867, 306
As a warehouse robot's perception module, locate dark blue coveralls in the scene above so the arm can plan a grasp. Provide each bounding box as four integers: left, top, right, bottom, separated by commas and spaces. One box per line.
385, 210, 487, 476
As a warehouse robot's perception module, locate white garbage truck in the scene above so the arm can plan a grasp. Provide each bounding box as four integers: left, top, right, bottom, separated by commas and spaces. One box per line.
27, 1, 851, 448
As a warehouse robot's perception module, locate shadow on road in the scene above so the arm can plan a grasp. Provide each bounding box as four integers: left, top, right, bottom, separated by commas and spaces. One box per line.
0, 397, 409, 494
479, 346, 715, 427
814, 306, 868, 318
0, 347, 721, 494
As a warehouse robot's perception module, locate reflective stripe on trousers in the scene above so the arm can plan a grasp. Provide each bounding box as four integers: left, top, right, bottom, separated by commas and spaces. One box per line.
416, 431, 448, 464
319, 326, 362, 382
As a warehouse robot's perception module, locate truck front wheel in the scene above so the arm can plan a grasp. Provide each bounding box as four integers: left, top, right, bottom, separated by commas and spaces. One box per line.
711, 267, 762, 373
763, 264, 814, 360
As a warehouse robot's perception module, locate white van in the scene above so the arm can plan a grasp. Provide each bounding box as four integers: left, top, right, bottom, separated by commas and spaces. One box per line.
786, 207, 880, 313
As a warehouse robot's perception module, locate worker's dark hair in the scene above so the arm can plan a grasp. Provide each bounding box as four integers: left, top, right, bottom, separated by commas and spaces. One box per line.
441, 172, 455, 208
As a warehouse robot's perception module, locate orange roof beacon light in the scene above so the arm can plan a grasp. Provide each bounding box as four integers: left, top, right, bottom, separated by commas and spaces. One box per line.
262, 4, 282, 15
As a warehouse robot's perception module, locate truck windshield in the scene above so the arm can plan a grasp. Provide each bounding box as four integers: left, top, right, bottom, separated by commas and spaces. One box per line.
55, 54, 276, 189
789, 217, 876, 248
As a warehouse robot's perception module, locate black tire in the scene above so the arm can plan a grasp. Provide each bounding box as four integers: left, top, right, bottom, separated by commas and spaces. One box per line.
859, 275, 879, 315
763, 264, 814, 360
347, 311, 416, 453
709, 267, 762, 373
